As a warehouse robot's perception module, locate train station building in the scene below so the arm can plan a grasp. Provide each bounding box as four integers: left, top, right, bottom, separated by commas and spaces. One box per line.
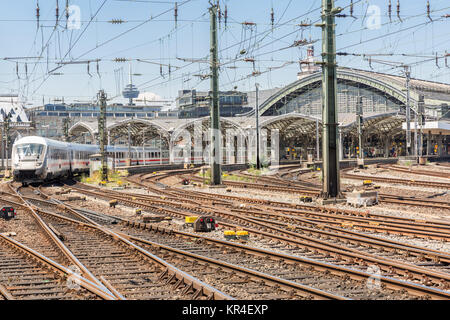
2, 67, 450, 167
62, 67, 450, 164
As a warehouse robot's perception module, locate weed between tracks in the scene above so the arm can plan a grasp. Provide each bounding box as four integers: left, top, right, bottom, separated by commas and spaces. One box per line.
197, 169, 255, 184
79, 169, 129, 187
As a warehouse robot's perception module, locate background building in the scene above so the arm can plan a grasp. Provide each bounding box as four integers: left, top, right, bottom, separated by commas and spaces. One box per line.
176, 89, 251, 118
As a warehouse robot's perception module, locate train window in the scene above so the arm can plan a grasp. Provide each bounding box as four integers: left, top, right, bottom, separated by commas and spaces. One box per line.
16, 144, 44, 159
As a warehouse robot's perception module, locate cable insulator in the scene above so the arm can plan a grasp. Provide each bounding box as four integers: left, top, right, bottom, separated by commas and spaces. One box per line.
436, 52, 440, 68
87, 62, 92, 77
56, 0, 59, 26
217, 0, 221, 24
160, 64, 163, 77
350, 0, 354, 17
66, 0, 69, 21
445, 51, 449, 68
114, 58, 127, 62
174, 2, 178, 27
397, 0, 402, 22
36, 1, 40, 29
109, 19, 125, 24
271, 7, 274, 28
224, 5, 228, 28
16, 62, 20, 79
427, 1, 432, 21
25, 63, 28, 77
388, 0, 392, 22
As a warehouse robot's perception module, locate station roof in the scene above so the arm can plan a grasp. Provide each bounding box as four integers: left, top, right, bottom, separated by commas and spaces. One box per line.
260, 113, 321, 139
253, 67, 450, 117
340, 111, 405, 137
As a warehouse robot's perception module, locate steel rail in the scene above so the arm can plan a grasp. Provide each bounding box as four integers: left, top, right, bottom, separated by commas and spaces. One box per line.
386, 165, 450, 179
270, 167, 450, 210
114, 231, 347, 300
68, 179, 450, 288
0, 233, 116, 300
0, 284, 14, 300
119, 229, 450, 300
4, 183, 116, 298
21, 196, 233, 301
341, 169, 450, 189
122, 176, 450, 240
76, 209, 450, 299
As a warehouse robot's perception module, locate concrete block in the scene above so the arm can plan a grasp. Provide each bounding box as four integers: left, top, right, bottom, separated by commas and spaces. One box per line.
346, 190, 378, 207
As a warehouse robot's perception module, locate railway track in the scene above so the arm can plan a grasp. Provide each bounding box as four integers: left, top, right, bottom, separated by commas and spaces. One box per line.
56, 176, 450, 292
0, 185, 119, 297
0, 233, 112, 300
385, 165, 450, 180
85, 209, 450, 299
128, 173, 450, 241
4, 182, 234, 300
64, 179, 450, 242
19, 188, 353, 300
341, 168, 450, 189
27, 186, 450, 300
239, 168, 450, 210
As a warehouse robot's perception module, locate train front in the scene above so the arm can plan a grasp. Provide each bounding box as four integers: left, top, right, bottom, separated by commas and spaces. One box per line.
12, 137, 47, 183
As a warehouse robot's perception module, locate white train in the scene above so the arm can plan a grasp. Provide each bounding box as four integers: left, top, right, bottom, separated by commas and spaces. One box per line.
12, 136, 171, 183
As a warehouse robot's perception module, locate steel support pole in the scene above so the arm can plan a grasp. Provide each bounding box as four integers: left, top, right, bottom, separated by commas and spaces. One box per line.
98, 90, 108, 181
418, 95, 425, 158
255, 83, 261, 169
142, 129, 145, 166
320, 0, 341, 198
316, 118, 320, 160
405, 66, 411, 156
209, 3, 221, 185
356, 96, 364, 162
4, 119, 10, 173
1, 125, 4, 170
128, 123, 131, 166
427, 131, 432, 155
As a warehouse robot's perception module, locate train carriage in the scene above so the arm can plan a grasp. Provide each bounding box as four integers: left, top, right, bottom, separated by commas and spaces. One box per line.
12, 136, 171, 183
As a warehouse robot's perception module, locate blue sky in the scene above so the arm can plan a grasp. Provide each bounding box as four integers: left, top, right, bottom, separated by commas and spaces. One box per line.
0, 0, 449, 107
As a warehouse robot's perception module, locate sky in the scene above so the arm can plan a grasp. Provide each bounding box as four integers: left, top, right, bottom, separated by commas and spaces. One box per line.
0, 0, 449, 108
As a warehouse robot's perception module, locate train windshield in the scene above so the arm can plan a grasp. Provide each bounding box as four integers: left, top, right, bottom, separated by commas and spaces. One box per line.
16, 143, 44, 159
